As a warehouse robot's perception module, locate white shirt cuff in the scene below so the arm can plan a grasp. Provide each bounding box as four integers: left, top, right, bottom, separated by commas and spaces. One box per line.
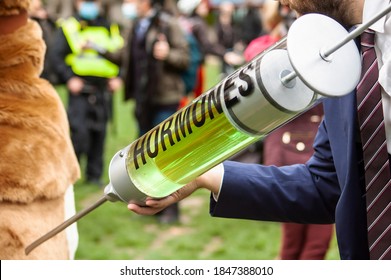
212, 163, 225, 201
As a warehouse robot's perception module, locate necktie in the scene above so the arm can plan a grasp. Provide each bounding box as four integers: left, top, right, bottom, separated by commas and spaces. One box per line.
356, 29, 391, 260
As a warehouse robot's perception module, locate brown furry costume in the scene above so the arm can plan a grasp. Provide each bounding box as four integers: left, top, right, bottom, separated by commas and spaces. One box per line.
0, 0, 80, 259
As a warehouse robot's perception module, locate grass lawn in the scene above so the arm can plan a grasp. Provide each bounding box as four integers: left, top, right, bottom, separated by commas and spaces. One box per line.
57, 58, 340, 260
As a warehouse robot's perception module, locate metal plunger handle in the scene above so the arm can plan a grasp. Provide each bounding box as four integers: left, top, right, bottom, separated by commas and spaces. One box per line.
321, 4, 391, 58
281, 3, 391, 85
25, 195, 109, 255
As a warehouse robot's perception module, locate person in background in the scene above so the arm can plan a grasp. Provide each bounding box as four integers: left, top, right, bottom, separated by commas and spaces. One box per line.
243, 0, 284, 61
50, 0, 124, 187
123, 0, 189, 223
214, 1, 238, 77
101, 0, 125, 24
120, 0, 138, 30
236, 0, 264, 47
97, 0, 137, 70
129, 0, 391, 260
45, 0, 124, 24
0, 0, 80, 259
29, 0, 59, 85
45, 0, 74, 21
177, 0, 243, 97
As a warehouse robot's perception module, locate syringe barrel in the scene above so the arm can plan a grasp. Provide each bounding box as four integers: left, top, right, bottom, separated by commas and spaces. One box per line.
107, 38, 318, 204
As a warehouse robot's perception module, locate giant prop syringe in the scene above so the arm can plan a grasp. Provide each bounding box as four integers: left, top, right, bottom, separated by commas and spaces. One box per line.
25, 6, 391, 255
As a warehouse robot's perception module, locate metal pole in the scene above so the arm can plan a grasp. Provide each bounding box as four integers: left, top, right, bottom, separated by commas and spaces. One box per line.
25, 195, 109, 255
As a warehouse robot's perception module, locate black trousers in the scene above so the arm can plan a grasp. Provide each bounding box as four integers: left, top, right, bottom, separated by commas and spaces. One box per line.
67, 87, 110, 180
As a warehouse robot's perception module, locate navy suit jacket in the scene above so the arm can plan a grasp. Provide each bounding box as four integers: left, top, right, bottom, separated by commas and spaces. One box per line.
211, 92, 370, 259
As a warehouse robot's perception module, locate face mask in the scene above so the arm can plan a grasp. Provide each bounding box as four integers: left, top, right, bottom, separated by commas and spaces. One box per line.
121, 3, 137, 20
79, 2, 100, 20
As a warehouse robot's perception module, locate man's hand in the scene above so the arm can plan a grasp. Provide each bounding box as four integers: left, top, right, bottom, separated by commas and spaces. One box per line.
128, 164, 224, 215
108, 77, 123, 92
224, 51, 245, 66
153, 34, 170, 61
67, 76, 84, 95
128, 180, 200, 215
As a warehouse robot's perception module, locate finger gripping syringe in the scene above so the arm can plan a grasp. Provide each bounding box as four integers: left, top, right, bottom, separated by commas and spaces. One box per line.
25, 7, 391, 255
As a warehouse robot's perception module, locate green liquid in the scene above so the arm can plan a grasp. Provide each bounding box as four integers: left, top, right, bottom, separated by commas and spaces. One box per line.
125, 102, 261, 198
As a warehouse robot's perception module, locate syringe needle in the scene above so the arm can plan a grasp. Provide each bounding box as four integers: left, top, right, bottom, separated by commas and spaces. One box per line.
25, 195, 109, 255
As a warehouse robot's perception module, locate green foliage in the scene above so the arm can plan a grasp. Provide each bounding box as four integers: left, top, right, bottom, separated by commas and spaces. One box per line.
57, 60, 339, 260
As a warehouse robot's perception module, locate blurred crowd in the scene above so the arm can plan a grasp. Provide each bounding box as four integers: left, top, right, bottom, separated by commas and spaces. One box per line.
31, 0, 333, 259
33, 0, 265, 222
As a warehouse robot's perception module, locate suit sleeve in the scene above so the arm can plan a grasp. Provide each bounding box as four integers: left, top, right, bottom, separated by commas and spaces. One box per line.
210, 118, 341, 224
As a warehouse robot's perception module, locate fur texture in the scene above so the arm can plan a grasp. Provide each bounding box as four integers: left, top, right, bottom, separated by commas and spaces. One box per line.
0, 0, 30, 16
0, 20, 80, 259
